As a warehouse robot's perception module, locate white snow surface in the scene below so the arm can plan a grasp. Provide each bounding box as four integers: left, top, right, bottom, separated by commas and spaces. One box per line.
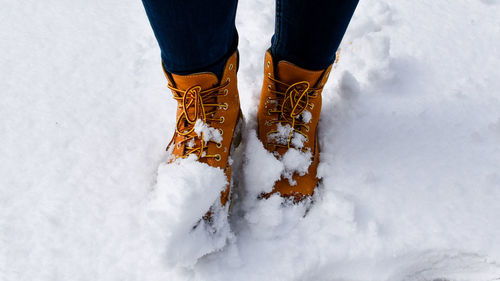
2, 0, 500, 280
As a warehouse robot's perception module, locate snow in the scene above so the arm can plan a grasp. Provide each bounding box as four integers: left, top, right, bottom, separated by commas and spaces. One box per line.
149, 156, 231, 267
193, 119, 223, 144
267, 122, 309, 150
301, 110, 312, 124
2, 0, 500, 280
281, 148, 313, 184
242, 131, 283, 195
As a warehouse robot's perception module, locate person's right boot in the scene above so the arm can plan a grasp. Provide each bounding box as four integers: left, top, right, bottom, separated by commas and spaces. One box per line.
163, 51, 243, 215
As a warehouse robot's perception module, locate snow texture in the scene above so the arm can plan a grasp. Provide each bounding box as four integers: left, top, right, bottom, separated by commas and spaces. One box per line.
267, 123, 308, 149
243, 131, 283, 196
300, 110, 312, 124
193, 119, 223, 144
148, 156, 231, 267
281, 148, 312, 184
2, 0, 500, 280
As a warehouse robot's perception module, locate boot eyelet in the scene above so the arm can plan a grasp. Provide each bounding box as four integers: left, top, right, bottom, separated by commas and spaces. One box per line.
226, 78, 230, 83
267, 110, 271, 116
176, 142, 181, 148
216, 142, 222, 148
223, 89, 228, 96
305, 137, 309, 143
220, 116, 225, 123
309, 104, 314, 109
215, 154, 221, 161
305, 126, 310, 132
229, 64, 233, 70
267, 61, 270, 68
265, 121, 272, 126
223, 102, 229, 110
267, 85, 271, 90
267, 72, 271, 77
219, 128, 224, 135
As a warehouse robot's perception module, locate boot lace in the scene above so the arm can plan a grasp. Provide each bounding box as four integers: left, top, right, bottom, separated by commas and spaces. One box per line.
265, 76, 323, 149
168, 82, 229, 160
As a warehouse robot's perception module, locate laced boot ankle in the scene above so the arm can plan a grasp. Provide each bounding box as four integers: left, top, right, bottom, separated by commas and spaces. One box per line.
164, 51, 243, 210
257, 50, 333, 201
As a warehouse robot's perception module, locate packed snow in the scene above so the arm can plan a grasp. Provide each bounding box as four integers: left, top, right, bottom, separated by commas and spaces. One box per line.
2, 0, 500, 280
149, 155, 231, 268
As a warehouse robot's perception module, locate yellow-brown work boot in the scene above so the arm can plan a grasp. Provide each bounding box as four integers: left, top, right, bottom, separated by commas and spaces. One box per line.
257, 50, 332, 201
163, 51, 243, 210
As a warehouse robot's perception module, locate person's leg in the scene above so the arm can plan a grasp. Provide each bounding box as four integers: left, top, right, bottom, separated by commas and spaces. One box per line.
258, 0, 359, 201
270, 0, 359, 70
141, 0, 243, 215
141, 0, 238, 78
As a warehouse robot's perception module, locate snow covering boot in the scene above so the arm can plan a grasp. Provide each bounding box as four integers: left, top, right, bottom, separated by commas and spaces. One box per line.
257, 50, 332, 201
163, 51, 243, 209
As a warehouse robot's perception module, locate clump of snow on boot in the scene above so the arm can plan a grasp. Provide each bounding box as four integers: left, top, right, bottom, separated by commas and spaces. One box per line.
236, 130, 313, 236
194, 119, 223, 144
261, 121, 314, 184
267, 122, 310, 151
280, 148, 312, 185
147, 156, 232, 268
266, 123, 293, 146
242, 130, 283, 197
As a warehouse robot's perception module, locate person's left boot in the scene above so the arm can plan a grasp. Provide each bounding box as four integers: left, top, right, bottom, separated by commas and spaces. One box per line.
257, 50, 333, 201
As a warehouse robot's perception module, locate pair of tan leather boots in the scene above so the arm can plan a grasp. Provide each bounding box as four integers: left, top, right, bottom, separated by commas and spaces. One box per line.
164, 50, 332, 213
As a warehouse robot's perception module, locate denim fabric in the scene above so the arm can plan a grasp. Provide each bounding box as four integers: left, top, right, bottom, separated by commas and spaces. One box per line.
271, 0, 359, 70
142, 0, 358, 77
141, 0, 239, 78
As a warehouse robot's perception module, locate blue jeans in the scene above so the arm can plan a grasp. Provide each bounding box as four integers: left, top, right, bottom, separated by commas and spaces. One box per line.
142, 0, 358, 77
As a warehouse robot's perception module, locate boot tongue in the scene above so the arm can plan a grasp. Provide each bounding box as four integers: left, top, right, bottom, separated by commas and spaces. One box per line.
276, 61, 323, 87
169, 72, 220, 137
169, 72, 219, 90
169, 72, 220, 124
